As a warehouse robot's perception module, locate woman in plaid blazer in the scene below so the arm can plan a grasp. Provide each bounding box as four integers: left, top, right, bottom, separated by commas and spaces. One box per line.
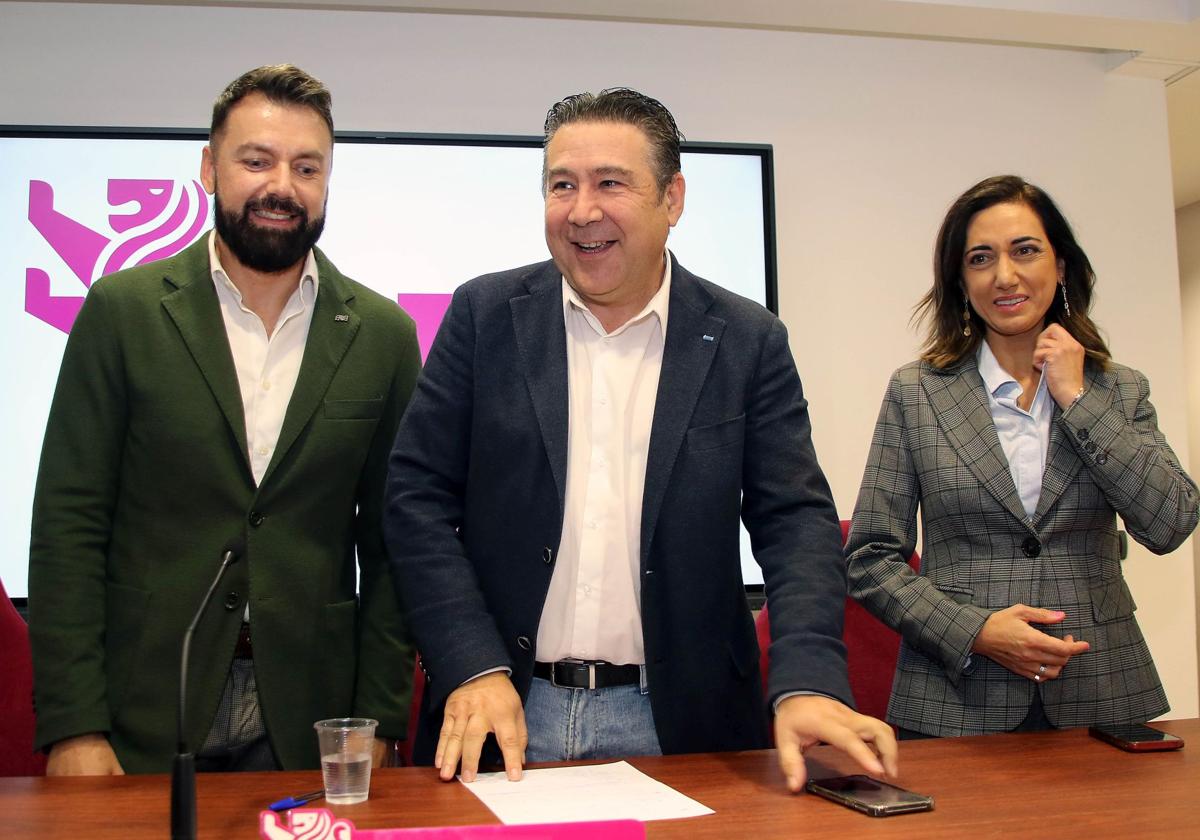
846, 176, 1198, 738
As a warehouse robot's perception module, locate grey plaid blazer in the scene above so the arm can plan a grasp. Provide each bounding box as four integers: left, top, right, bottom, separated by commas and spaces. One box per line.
846, 356, 1198, 736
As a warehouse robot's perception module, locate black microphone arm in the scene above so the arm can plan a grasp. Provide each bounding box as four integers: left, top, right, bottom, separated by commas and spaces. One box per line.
171, 537, 244, 840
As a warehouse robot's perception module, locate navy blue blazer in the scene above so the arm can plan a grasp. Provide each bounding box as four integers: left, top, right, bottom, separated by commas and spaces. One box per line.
384, 255, 851, 763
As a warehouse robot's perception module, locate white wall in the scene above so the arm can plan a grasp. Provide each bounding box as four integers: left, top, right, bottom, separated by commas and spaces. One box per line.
4, 2, 1196, 717
1178, 199, 1200, 701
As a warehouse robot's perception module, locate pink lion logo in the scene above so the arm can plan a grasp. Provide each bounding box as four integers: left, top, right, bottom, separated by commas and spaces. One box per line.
25, 178, 209, 334
260, 808, 357, 840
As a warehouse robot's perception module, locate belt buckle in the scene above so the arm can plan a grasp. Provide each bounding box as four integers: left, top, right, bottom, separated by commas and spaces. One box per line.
551, 660, 596, 690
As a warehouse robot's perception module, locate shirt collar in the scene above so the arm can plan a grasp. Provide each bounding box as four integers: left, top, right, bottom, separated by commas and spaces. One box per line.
976, 340, 1012, 396
977, 340, 1048, 405
207, 229, 318, 307
561, 249, 672, 337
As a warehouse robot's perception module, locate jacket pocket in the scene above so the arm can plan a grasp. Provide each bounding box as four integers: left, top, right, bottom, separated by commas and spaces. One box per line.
686, 415, 746, 452
936, 584, 975, 605
324, 398, 384, 420
1090, 578, 1137, 624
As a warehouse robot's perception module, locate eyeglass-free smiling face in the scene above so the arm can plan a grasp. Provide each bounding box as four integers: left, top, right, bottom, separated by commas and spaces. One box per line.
543, 120, 684, 330
962, 201, 1064, 348
201, 91, 332, 274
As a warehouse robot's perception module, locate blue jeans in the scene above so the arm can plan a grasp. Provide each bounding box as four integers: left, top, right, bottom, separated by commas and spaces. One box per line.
524, 673, 662, 763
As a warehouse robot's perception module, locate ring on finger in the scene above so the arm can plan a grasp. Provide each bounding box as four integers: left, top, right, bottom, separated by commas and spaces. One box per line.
1038, 664, 1047, 676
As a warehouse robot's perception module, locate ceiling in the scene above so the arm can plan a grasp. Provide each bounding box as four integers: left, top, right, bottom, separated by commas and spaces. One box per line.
52, 0, 1200, 207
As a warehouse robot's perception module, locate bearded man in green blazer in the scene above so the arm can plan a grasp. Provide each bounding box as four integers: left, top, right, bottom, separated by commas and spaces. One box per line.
28, 65, 419, 774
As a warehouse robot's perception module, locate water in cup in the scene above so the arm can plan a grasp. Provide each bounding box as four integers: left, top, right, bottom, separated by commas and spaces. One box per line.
314, 718, 377, 805
321, 751, 373, 805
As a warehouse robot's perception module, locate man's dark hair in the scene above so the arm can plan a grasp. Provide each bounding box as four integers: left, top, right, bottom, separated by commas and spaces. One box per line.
542, 87, 683, 195
210, 64, 333, 145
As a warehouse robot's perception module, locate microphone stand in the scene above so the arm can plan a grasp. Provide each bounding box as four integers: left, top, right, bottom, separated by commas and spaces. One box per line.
171, 541, 241, 840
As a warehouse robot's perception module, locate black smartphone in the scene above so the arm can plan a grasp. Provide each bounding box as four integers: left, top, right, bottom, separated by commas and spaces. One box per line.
805, 774, 934, 817
1088, 723, 1184, 752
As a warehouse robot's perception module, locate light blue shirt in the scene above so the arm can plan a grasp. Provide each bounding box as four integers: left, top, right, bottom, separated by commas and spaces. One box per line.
977, 342, 1053, 520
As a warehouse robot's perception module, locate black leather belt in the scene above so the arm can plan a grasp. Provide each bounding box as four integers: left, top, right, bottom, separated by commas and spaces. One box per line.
533, 660, 641, 690
233, 622, 253, 659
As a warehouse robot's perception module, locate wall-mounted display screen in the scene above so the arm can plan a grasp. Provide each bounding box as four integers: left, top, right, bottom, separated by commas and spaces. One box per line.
1, 128, 776, 599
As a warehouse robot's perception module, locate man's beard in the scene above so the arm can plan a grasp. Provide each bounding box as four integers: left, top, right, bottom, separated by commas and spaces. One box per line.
213, 189, 326, 273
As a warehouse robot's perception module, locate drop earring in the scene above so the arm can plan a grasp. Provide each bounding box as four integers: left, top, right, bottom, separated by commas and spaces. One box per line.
1060, 280, 1071, 319
962, 299, 972, 337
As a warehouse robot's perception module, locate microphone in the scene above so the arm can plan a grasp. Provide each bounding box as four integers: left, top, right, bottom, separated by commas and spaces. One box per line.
171, 537, 245, 840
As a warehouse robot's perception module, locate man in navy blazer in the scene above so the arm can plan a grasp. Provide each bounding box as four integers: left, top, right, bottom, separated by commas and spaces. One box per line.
384, 88, 896, 792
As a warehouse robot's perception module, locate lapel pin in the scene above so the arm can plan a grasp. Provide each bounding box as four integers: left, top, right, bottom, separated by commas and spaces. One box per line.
702, 334, 715, 342
334, 314, 349, 322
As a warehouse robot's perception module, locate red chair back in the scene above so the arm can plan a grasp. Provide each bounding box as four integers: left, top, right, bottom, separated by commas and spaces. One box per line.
0, 579, 47, 776
399, 656, 425, 766
755, 520, 917, 722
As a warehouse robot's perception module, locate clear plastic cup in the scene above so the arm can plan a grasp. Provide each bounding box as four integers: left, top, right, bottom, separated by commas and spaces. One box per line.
313, 718, 377, 805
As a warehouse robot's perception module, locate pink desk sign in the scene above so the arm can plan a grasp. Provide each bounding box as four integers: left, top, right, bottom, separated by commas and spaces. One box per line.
260, 809, 645, 840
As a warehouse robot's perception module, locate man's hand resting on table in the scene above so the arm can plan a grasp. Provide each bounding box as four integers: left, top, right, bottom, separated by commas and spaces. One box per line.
774, 695, 898, 793
436, 672, 527, 782
46, 733, 125, 776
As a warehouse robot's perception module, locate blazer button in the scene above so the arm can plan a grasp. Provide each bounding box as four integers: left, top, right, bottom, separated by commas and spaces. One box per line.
223, 591, 241, 610
1076, 428, 1089, 441
1083, 441, 1097, 454
516, 635, 532, 651
248, 510, 265, 527
542, 547, 554, 565
1096, 453, 1108, 465
1021, 537, 1041, 558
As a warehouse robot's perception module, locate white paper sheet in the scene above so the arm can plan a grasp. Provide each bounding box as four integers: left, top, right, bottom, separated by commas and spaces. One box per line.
459, 761, 715, 825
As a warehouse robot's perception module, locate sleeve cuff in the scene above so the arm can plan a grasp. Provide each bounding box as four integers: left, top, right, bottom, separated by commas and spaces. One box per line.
772, 690, 840, 714
462, 666, 512, 686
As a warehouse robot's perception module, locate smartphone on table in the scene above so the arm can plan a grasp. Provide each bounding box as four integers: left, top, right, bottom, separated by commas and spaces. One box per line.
805, 774, 934, 817
1088, 723, 1184, 752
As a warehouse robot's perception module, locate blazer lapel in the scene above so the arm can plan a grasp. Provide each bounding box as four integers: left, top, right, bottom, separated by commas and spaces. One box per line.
261, 251, 359, 488
510, 262, 570, 509
641, 258, 725, 563
159, 237, 250, 471
1032, 365, 1107, 524
923, 358, 1031, 527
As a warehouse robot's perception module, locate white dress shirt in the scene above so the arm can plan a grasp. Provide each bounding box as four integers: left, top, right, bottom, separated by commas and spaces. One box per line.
209, 232, 317, 622
977, 341, 1053, 520
207, 231, 318, 486
534, 257, 673, 666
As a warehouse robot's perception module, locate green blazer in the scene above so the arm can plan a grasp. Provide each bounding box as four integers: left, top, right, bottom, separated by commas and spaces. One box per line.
29, 236, 420, 772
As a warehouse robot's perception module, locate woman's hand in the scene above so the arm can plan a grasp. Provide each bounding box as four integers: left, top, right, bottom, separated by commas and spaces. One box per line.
971, 604, 1090, 682
1033, 323, 1085, 408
